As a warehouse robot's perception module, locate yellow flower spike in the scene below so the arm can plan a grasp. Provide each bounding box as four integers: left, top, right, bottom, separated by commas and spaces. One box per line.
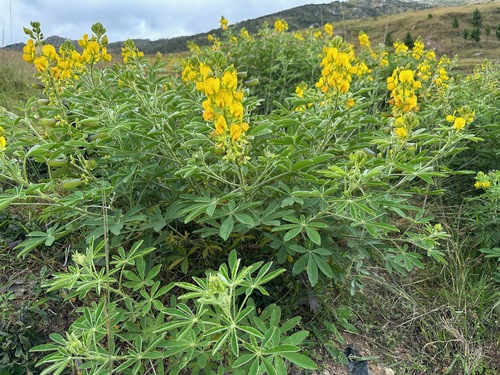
324, 23, 334, 38
358, 31, 371, 48
220, 16, 229, 31
274, 19, 288, 33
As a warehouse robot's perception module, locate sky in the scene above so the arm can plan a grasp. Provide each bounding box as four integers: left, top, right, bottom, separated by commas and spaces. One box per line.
0, 0, 332, 46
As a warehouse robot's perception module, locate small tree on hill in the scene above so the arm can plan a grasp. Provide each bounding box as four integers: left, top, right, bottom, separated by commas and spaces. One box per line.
403, 31, 414, 49
496, 24, 500, 40
462, 28, 470, 41
470, 27, 481, 43
471, 8, 483, 29
485, 24, 491, 43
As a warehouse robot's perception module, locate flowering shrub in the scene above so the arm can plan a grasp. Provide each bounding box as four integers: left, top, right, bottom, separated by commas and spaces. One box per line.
0, 17, 499, 374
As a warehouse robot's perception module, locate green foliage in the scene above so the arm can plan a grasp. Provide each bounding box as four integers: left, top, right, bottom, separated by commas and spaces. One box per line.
452, 16, 459, 29
31, 246, 316, 374
462, 28, 470, 40
469, 27, 481, 43
0, 18, 499, 374
471, 8, 483, 28
403, 32, 414, 49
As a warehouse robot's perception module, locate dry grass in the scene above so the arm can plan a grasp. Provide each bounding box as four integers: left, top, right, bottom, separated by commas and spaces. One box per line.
339, 2, 500, 62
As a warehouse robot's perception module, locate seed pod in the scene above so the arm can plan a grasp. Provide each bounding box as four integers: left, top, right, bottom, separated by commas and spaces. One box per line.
60, 178, 83, 190
237, 71, 248, 79
38, 98, 51, 105
86, 132, 109, 141
78, 117, 100, 128
31, 83, 45, 89
39, 118, 58, 127
47, 158, 69, 167
404, 142, 417, 151
243, 78, 259, 87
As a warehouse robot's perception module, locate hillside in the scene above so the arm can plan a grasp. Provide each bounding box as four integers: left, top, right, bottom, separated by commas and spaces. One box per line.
342, 1, 500, 62
2, 0, 498, 60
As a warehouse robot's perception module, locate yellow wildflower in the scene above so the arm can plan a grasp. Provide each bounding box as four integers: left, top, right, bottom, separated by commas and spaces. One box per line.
0, 136, 6, 151
230, 122, 249, 141
215, 115, 228, 135
220, 16, 228, 31
358, 31, 371, 48
274, 19, 288, 33
324, 23, 334, 38
23, 39, 35, 63
474, 180, 491, 189
33, 56, 49, 72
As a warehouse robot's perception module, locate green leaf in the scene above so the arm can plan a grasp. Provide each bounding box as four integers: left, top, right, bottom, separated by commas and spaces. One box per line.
306, 256, 318, 286
283, 226, 302, 241
263, 345, 300, 354
262, 357, 278, 375
305, 226, 321, 245
292, 254, 308, 275
233, 354, 255, 368
220, 216, 235, 241
234, 213, 255, 226
312, 253, 334, 278
281, 352, 317, 370
283, 330, 309, 345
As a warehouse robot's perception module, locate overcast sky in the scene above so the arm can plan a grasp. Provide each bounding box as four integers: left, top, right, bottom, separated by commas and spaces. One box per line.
0, 0, 332, 46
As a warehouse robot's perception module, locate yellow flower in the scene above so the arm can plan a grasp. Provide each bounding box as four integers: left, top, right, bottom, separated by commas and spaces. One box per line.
358, 31, 370, 48
78, 33, 89, 48
220, 16, 229, 31
346, 98, 355, 108
215, 115, 228, 135
202, 100, 214, 121
474, 180, 491, 189
33, 56, 49, 72
230, 122, 249, 141
394, 126, 408, 139
23, 39, 35, 63
101, 47, 112, 62
324, 23, 334, 38
229, 101, 244, 119
452, 117, 466, 132
0, 135, 6, 151
222, 70, 237, 89
274, 19, 288, 33
399, 70, 414, 83
43, 44, 58, 60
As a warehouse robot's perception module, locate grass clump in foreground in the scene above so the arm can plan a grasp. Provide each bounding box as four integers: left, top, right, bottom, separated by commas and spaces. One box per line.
0, 17, 498, 375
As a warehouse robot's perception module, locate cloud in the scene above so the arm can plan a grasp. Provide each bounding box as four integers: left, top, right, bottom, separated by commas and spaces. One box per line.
0, 0, 329, 46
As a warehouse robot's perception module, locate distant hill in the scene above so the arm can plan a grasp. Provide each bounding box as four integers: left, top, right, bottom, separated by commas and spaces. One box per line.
3, 0, 431, 54
2, 0, 498, 61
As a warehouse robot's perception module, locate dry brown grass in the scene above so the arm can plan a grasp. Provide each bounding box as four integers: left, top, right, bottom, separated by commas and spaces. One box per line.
339, 2, 500, 63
